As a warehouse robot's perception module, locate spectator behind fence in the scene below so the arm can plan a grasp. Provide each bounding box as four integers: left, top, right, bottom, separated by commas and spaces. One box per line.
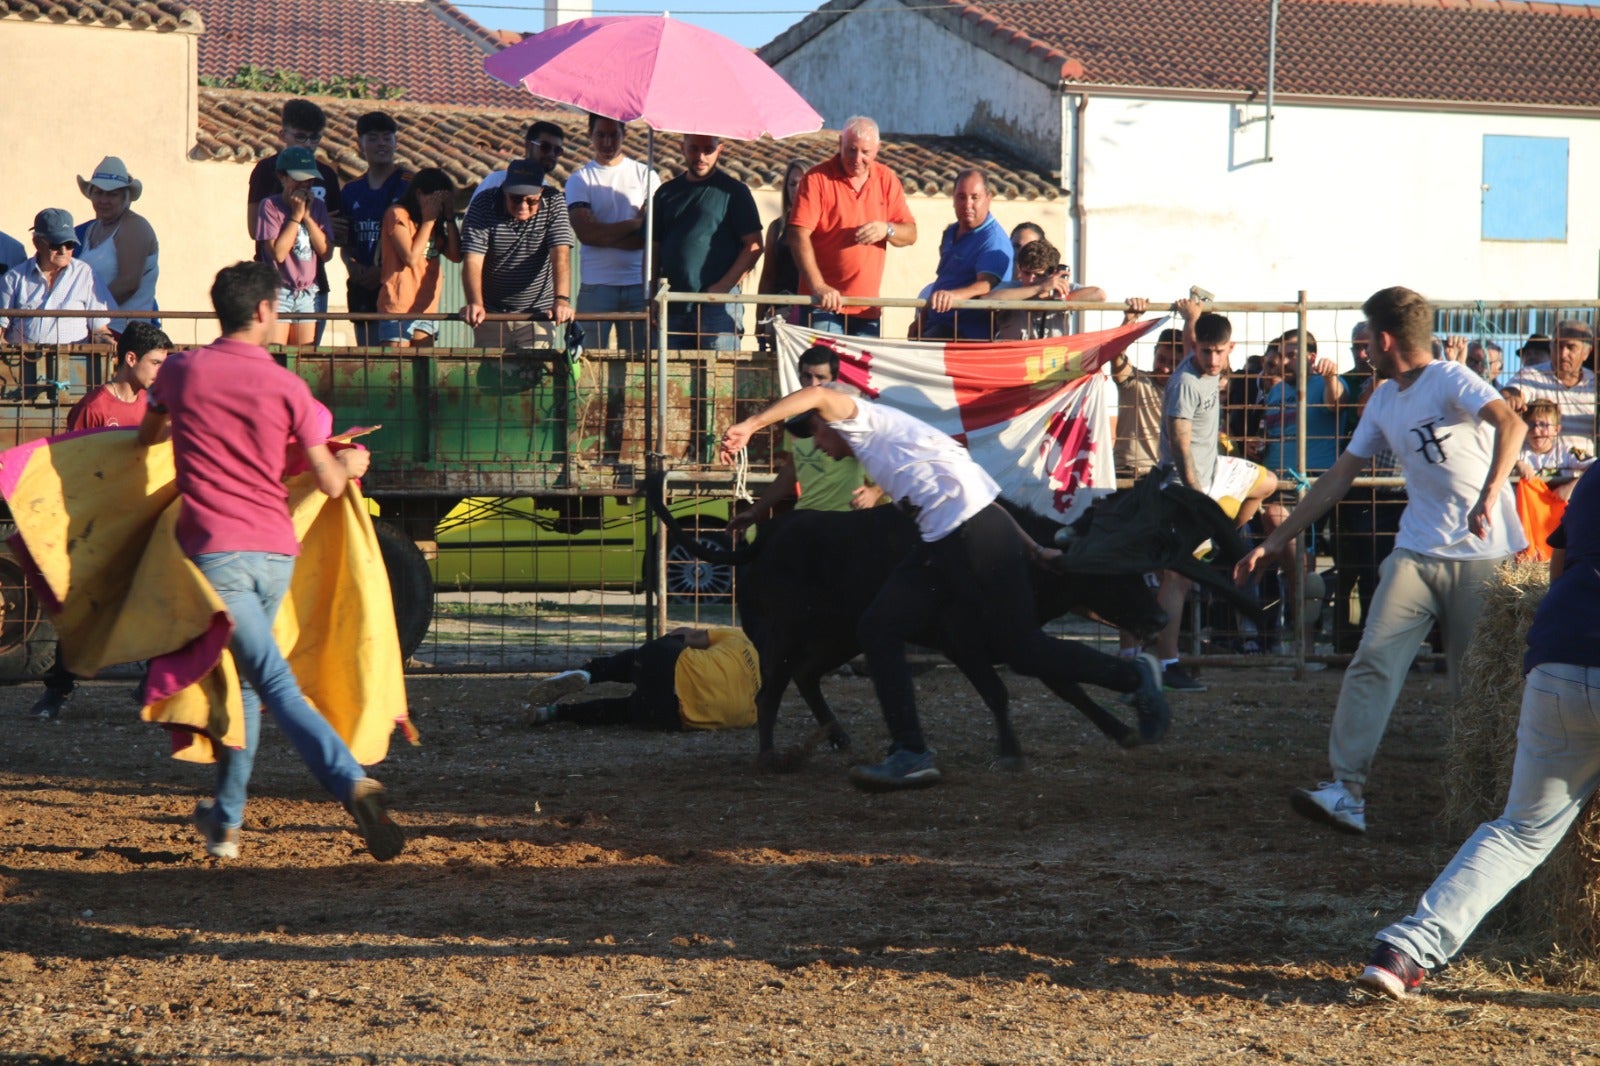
1007, 222, 1107, 304
73, 156, 158, 333
1260, 329, 1345, 477
727, 344, 882, 536
652, 135, 762, 351
254, 147, 332, 348
755, 159, 807, 328
1236, 285, 1526, 837
1357, 465, 1600, 1001
566, 114, 659, 351
1147, 299, 1276, 691
461, 159, 575, 350
1467, 339, 1504, 386
340, 112, 409, 347
1508, 320, 1596, 444
1108, 298, 1164, 481
989, 235, 1113, 341
788, 116, 917, 338
139, 259, 405, 863
1516, 398, 1594, 500
915, 170, 1011, 340
474, 120, 566, 203
527, 626, 759, 732
246, 98, 344, 345
29, 321, 173, 723
1330, 320, 1404, 654
377, 168, 462, 348
0, 209, 110, 345
0, 229, 26, 274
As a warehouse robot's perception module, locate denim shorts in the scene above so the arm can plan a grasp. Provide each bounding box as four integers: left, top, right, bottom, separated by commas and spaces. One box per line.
377, 318, 440, 343
277, 287, 317, 318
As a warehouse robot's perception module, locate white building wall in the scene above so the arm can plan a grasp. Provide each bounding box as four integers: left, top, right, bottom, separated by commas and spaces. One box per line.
770, 0, 1062, 170
1078, 95, 1600, 356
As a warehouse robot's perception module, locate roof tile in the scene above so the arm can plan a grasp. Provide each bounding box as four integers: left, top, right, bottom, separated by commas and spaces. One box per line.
0, 0, 200, 30
186, 0, 536, 109
768, 0, 1600, 109
195, 88, 1063, 201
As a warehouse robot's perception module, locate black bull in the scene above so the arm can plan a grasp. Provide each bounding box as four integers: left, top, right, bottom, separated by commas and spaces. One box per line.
645, 471, 1255, 768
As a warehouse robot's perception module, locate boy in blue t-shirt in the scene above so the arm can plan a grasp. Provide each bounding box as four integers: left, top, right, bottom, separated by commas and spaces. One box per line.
340, 111, 409, 346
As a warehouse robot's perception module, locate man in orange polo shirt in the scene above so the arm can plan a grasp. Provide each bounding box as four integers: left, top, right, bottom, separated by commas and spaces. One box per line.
787, 115, 917, 337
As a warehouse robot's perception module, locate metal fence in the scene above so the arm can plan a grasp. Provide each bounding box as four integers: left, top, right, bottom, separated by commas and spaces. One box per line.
3, 293, 1596, 681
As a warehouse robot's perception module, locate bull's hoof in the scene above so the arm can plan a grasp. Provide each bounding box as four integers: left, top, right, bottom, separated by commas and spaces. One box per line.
827, 725, 852, 751
1116, 730, 1142, 750
993, 754, 1026, 772
757, 747, 809, 774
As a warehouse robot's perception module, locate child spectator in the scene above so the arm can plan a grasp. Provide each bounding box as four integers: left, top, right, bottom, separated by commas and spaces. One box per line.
28, 322, 173, 722
340, 112, 409, 346
254, 147, 332, 347
377, 168, 462, 347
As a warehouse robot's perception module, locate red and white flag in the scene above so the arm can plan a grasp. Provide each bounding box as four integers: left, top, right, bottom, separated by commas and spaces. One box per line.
773, 317, 1166, 524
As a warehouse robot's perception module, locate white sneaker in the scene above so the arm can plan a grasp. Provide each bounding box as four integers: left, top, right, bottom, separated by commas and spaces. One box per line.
528, 669, 590, 707
1290, 780, 1367, 834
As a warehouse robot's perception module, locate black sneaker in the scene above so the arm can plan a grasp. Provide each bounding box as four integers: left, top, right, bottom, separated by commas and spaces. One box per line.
1130, 653, 1172, 742
1358, 942, 1426, 999
348, 778, 406, 862
1162, 664, 1208, 692
29, 688, 69, 722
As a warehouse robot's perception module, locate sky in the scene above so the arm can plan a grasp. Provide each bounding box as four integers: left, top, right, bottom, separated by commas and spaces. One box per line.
454, 2, 810, 49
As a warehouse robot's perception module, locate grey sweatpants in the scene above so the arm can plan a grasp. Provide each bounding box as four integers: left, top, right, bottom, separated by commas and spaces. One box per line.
1330, 548, 1508, 786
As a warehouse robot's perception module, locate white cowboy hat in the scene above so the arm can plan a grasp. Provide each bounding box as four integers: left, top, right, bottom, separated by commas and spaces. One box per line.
77, 156, 143, 201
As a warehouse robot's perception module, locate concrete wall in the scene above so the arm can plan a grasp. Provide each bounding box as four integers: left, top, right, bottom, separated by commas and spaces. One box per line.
1073, 94, 1600, 359
770, 0, 1062, 170
0, 22, 240, 346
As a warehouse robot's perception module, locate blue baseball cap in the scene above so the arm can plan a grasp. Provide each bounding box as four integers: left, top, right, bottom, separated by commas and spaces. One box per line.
31, 208, 75, 246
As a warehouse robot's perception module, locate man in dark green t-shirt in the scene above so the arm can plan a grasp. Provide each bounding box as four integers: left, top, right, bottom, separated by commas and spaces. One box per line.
652, 135, 763, 350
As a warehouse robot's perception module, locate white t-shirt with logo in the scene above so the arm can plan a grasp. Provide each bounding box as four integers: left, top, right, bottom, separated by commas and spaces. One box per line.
828, 397, 999, 542
1346, 360, 1524, 560
563, 157, 660, 286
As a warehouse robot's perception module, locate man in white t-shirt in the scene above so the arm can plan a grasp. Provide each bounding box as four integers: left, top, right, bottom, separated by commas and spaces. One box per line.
1235, 286, 1527, 835
718, 385, 1170, 792
564, 114, 660, 351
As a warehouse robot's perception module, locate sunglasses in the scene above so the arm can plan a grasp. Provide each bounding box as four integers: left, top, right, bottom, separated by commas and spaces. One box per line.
42, 240, 76, 252
529, 140, 565, 156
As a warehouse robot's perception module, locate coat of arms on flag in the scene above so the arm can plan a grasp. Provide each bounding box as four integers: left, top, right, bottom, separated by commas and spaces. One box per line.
772, 317, 1167, 524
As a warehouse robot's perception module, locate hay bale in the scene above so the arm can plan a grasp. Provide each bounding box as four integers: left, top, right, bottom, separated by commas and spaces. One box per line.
1448, 557, 1600, 968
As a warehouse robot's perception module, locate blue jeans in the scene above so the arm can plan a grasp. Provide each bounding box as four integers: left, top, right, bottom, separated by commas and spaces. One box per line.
1376, 663, 1600, 969
806, 309, 881, 338
312, 290, 329, 346
195, 551, 367, 829
661, 288, 741, 351
578, 282, 645, 351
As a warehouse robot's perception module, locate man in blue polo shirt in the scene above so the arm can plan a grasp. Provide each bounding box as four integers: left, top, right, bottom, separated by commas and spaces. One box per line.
916, 169, 1012, 340
340, 111, 409, 346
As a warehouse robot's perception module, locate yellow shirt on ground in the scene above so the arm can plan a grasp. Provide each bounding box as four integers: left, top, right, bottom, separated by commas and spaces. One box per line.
673, 627, 760, 730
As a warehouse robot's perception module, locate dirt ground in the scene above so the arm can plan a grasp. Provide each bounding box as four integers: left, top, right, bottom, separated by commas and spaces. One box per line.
4, 664, 1600, 1065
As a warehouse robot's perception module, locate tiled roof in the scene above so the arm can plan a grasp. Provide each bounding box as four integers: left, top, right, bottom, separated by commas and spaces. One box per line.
0, 0, 201, 31
193, 89, 1064, 200
762, 0, 1600, 110
185, 0, 536, 109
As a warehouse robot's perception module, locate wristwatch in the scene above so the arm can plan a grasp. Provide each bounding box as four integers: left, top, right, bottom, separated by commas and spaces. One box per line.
885, 223, 896, 242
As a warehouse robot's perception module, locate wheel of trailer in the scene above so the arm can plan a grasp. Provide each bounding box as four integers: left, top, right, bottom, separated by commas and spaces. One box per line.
663, 527, 734, 605
0, 524, 58, 679
374, 520, 433, 661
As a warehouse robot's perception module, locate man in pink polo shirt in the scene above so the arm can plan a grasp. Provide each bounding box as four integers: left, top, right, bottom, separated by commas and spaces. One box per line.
787, 115, 917, 337
139, 260, 405, 862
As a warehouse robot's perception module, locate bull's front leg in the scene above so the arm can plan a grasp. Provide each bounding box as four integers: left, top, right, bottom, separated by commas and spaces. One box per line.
1038, 677, 1140, 748
948, 653, 1025, 770
792, 667, 851, 752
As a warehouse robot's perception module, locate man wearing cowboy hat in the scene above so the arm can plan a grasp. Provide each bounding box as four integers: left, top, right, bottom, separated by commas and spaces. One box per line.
75, 155, 159, 333
0, 208, 111, 345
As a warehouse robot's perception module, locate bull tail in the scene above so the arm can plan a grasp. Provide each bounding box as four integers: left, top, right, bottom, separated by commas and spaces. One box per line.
642, 470, 763, 565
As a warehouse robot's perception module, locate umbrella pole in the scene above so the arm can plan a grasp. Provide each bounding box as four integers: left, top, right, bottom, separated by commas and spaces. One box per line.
649, 126, 668, 638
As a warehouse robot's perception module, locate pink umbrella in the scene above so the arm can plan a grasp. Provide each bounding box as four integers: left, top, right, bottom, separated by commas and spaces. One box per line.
484, 16, 823, 141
